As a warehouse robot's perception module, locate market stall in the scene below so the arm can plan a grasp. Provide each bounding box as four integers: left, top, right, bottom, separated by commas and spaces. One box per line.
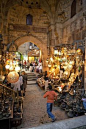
37, 41, 86, 118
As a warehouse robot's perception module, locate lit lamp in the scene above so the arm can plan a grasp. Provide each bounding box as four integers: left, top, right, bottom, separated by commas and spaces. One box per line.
9, 65, 14, 71
58, 87, 62, 92
68, 64, 72, 70
48, 64, 51, 68
69, 61, 74, 65
15, 65, 20, 72
53, 64, 57, 68
54, 49, 58, 56
5, 64, 10, 69
50, 57, 53, 62
64, 71, 69, 75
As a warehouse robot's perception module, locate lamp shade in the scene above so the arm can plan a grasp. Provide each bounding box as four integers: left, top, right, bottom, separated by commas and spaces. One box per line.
7, 71, 19, 83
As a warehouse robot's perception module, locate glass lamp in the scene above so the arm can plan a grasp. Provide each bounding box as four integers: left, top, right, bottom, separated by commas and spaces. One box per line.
54, 49, 58, 56
5, 64, 10, 69
15, 65, 20, 72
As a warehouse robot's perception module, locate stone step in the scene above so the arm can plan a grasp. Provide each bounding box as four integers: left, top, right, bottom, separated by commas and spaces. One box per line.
27, 76, 36, 78
27, 83, 37, 85
27, 81, 36, 85
27, 78, 37, 80
27, 73, 36, 75
27, 79, 36, 81
27, 76, 36, 77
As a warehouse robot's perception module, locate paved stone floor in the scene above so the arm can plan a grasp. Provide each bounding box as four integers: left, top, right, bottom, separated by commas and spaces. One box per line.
19, 84, 68, 128
73, 126, 86, 129
15, 73, 68, 129
11, 72, 86, 129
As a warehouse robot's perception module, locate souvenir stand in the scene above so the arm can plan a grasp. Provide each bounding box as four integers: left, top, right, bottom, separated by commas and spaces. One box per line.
0, 83, 23, 128
0, 53, 23, 128
46, 40, 85, 117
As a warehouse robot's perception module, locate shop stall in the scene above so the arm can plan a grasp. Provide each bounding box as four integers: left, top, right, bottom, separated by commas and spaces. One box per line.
37, 40, 86, 118
47, 42, 84, 93
47, 41, 86, 117
0, 50, 23, 128
0, 75, 23, 128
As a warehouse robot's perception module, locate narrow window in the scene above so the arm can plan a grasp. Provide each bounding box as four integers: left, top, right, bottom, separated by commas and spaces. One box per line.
71, 0, 76, 18
26, 14, 33, 25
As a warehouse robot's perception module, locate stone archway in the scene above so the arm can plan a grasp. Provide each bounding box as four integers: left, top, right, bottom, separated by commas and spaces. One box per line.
14, 35, 48, 71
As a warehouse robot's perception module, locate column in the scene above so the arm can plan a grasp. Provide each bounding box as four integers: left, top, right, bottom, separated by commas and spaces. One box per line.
42, 56, 49, 72
2, 15, 8, 44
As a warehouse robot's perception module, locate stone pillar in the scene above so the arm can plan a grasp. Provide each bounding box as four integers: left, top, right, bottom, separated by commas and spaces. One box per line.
42, 55, 48, 72
2, 15, 8, 45
47, 24, 55, 56
50, 24, 55, 47
47, 31, 51, 56
55, 23, 63, 45
84, 37, 86, 93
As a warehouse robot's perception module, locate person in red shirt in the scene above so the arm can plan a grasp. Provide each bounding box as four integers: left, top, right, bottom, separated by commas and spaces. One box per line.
43, 85, 58, 122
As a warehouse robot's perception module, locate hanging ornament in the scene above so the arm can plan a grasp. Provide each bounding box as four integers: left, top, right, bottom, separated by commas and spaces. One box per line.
7, 71, 19, 83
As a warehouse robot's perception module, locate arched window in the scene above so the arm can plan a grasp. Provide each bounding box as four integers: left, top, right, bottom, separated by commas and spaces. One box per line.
26, 14, 33, 25
71, 0, 76, 18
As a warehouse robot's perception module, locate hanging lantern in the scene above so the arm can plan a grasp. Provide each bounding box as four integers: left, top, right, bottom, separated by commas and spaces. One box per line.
5, 64, 10, 69
15, 65, 20, 72
7, 71, 19, 83
58, 87, 62, 92
68, 64, 72, 70
48, 64, 51, 68
62, 56, 67, 61
69, 61, 74, 65
54, 49, 58, 56
9, 65, 14, 71
50, 57, 53, 62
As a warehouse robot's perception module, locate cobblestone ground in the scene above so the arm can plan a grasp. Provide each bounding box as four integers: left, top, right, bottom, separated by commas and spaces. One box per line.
16, 80, 68, 128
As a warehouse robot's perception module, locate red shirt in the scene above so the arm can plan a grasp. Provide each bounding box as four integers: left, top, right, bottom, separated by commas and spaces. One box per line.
43, 90, 57, 103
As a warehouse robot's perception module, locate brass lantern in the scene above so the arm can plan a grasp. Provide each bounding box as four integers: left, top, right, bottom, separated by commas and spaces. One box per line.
7, 71, 19, 83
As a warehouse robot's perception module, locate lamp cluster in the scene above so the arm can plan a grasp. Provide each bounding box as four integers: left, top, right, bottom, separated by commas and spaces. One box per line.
46, 44, 84, 92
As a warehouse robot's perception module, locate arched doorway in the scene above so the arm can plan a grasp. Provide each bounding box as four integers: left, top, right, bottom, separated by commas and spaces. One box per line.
14, 35, 48, 71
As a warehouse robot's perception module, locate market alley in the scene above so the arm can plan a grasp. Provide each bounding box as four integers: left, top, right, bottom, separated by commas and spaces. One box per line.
17, 72, 68, 129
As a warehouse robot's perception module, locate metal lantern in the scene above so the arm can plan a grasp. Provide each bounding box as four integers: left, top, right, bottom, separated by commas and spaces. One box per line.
15, 65, 20, 72
7, 71, 19, 83
54, 49, 58, 56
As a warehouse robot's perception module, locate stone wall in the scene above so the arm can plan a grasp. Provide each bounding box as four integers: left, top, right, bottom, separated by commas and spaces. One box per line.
54, 0, 86, 45
62, 11, 86, 43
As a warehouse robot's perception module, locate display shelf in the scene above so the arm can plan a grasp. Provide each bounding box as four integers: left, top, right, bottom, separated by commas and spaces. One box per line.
0, 83, 23, 122
0, 103, 13, 120
11, 99, 23, 127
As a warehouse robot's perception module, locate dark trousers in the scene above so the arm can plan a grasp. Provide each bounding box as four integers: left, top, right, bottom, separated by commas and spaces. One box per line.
47, 103, 55, 120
